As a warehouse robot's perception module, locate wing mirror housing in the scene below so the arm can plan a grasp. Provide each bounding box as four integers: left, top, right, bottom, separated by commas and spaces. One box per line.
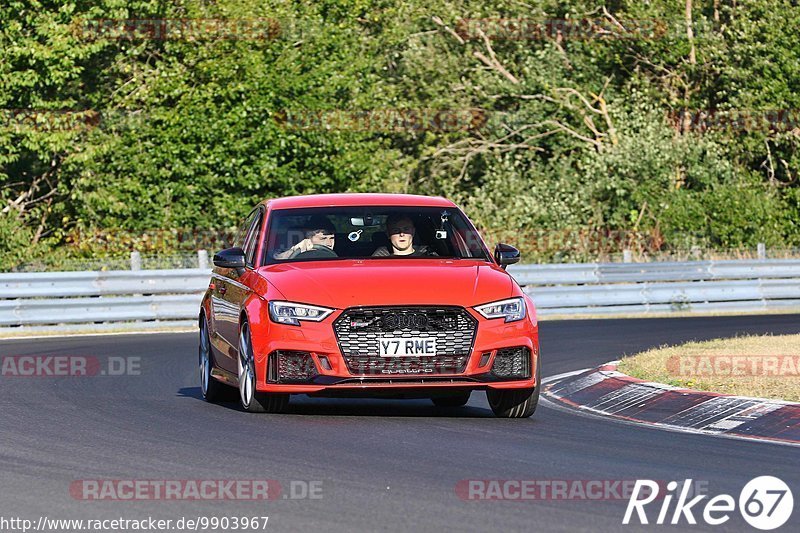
494, 243, 520, 270
213, 247, 246, 269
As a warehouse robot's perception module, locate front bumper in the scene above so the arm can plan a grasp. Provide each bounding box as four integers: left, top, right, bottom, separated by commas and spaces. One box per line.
251, 306, 539, 394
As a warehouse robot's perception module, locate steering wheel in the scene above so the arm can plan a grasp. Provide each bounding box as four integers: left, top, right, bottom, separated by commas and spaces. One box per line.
295, 244, 338, 259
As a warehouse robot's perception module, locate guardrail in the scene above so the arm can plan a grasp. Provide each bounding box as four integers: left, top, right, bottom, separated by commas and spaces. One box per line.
509, 259, 800, 315
1, 259, 799, 330
0, 269, 210, 329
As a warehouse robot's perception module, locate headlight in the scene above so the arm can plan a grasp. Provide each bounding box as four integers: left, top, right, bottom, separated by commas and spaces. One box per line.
268, 301, 334, 326
474, 297, 526, 323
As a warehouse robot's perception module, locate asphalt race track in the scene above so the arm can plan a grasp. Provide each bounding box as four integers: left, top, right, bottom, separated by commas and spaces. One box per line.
1, 315, 799, 532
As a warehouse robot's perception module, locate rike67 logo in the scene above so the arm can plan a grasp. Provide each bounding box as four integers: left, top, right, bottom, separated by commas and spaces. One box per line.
624, 476, 793, 530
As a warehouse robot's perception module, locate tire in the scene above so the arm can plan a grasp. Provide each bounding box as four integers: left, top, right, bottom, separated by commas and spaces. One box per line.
199, 316, 230, 403
431, 392, 471, 407
487, 387, 539, 418
237, 320, 290, 413
486, 357, 541, 418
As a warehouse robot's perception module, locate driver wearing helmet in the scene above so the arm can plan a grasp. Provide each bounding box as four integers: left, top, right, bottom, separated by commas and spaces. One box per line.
273, 216, 336, 259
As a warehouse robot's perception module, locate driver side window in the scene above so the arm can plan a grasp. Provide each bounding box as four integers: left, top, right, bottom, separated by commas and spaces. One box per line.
242, 212, 262, 267
235, 211, 258, 249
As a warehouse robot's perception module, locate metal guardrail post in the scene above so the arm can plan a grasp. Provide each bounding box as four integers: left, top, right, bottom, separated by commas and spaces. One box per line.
623, 250, 632, 263
198, 250, 209, 270
130, 251, 142, 271
757, 242, 766, 260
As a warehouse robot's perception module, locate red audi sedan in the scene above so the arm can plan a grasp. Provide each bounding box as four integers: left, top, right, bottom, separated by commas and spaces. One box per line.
199, 194, 540, 418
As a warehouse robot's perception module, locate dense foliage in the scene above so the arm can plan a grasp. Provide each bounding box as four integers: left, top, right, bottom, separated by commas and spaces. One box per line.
1, 0, 799, 269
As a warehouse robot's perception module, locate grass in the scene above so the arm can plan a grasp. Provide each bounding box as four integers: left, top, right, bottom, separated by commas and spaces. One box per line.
618, 334, 800, 402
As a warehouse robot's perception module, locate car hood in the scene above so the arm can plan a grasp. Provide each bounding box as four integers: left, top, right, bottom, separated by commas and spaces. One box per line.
258, 259, 515, 309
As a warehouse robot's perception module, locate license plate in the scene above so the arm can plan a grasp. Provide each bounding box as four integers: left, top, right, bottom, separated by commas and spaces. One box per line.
378, 337, 437, 357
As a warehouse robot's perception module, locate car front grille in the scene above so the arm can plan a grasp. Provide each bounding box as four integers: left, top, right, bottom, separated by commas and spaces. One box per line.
333, 306, 477, 375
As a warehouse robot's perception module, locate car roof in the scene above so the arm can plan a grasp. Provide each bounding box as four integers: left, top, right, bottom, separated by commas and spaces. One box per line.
262, 193, 457, 210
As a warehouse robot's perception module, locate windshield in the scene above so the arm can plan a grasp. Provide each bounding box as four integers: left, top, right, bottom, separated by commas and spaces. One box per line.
263, 206, 491, 264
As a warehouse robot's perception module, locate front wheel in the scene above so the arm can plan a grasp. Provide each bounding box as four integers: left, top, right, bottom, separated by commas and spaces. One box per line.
237, 320, 290, 413
486, 387, 539, 418
487, 351, 541, 418
199, 316, 230, 403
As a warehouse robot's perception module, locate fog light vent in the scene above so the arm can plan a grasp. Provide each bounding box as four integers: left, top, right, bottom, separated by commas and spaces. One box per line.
491, 347, 531, 379
271, 351, 318, 383
318, 356, 332, 371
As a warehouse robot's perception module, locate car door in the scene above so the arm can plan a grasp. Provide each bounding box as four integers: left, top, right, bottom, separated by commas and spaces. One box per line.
210, 209, 261, 372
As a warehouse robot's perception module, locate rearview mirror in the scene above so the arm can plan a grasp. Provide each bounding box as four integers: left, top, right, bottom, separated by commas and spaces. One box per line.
350, 216, 381, 227
213, 247, 246, 269
494, 243, 520, 270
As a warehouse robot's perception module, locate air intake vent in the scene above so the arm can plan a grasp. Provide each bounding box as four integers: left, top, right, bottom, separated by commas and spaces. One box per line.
490, 347, 531, 379
268, 351, 318, 383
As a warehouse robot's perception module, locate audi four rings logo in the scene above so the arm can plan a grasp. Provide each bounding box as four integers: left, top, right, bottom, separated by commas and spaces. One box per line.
383, 313, 428, 330
349, 313, 431, 330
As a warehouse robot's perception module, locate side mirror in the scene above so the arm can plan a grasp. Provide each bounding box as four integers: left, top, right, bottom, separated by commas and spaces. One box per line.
213, 247, 246, 269
494, 243, 520, 270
